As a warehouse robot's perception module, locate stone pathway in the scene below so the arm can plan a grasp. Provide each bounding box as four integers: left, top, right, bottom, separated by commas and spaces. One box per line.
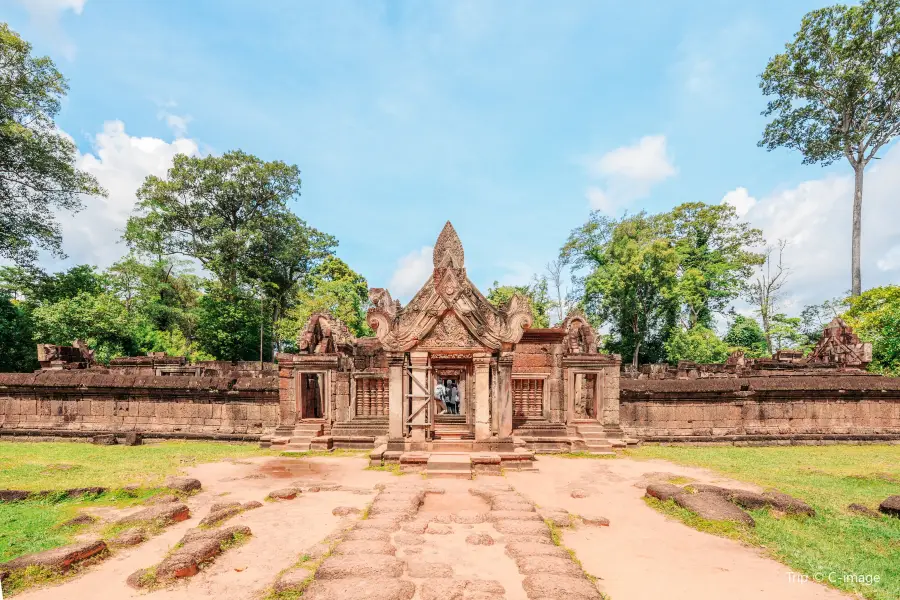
281, 479, 602, 600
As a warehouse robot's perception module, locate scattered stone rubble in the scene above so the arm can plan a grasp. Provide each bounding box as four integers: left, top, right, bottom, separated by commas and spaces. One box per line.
645, 481, 816, 525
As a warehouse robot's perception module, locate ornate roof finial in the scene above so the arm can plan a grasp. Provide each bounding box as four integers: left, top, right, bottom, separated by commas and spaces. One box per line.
433, 221, 465, 269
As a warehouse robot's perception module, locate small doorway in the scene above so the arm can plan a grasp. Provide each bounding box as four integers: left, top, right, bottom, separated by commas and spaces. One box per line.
298, 372, 324, 419
432, 366, 467, 419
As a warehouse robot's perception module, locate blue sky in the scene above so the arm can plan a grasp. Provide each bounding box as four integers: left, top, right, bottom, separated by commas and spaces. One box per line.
4, 0, 898, 310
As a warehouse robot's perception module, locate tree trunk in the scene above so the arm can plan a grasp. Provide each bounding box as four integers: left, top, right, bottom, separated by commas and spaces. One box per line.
259, 295, 264, 368
851, 165, 864, 296
632, 341, 640, 368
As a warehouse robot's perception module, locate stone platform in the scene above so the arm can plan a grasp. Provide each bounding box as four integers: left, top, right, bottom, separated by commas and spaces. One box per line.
369, 446, 537, 477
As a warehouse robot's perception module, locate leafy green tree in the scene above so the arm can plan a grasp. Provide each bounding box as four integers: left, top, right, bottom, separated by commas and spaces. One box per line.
487, 275, 553, 328
31, 291, 137, 363
280, 257, 372, 347
664, 325, 730, 364
769, 313, 806, 352
125, 150, 303, 289
844, 285, 900, 375
0, 297, 37, 371
0, 24, 105, 267
724, 314, 769, 357
759, 0, 900, 296
580, 213, 678, 367
195, 284, 269, 362
663, 203, 764, 328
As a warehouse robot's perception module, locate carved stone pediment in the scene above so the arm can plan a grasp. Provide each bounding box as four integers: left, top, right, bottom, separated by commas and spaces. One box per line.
298, 313, 354, 355
366, 222, 534, 352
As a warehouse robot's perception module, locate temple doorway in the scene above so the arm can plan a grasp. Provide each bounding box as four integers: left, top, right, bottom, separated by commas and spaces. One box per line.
298, 372, 324, 419
432, 365, 467, 419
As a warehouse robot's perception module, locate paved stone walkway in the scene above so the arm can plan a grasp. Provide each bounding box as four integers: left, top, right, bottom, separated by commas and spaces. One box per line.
287, 479, 602, 600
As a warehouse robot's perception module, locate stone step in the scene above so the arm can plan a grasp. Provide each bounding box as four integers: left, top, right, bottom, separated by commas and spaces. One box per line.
426, 469, 473, 480
427, 453, 472, 471
430, 440, 475, 452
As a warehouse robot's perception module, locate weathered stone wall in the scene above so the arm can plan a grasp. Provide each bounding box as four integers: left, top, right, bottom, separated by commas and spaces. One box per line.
0, 372, 279, 440
621, 376, 900, 443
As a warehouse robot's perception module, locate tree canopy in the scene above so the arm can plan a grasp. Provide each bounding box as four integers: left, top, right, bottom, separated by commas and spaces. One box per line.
759, 0, 900, 295
0, 24, 105, 267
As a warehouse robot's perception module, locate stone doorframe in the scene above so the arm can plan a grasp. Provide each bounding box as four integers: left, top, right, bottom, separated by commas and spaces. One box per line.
562, 355, 621, 428
432, 363, 469, 421
295, 370, 331, 421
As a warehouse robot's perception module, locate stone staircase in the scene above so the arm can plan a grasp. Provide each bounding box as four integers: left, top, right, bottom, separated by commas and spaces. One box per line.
574, 422, 615, 455
433, 415, 474, 441
425, 452, 472, 479
278, 421, 324, 453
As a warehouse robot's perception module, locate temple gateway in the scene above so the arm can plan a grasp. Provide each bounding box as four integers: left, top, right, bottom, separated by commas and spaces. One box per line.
267, 222, 626, 458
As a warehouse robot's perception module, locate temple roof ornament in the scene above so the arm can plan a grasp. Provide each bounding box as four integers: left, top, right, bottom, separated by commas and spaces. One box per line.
367, 221, 534, 352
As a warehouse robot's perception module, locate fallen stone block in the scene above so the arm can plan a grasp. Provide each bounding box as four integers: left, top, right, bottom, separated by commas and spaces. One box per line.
879, 495, 900, 518
154, 525, 250, 580
516, 555, 582, 576
0, 490, 30, 502
333, 541, 395, 556
123, 432, 143, 446
538, 508, 572, 528
407, 560, 454, 578
579, 514, 610, 527
243, 500, 263, 510
315, 554, 404, 579
393, 533, 424, 546
303, 577, 416, 600
92, 434, 117, 446
491, 500, 535, 512
126, 567, 154, 589
165, 476, 201, 493
420, 579, 467, 600
0, 540, 107, 574
401, 521, 428, 534
268, 487, 301, 501
727, 489, 815, 516
522, 573, 600, 600
209, 501, 241, 513
570, 489, 588, 499
674, 492, 754, 526
685, 483, 732, 495
109, 527, 146, 547
200, 505, 243, 527
117, 503, 190, 527
645, 482, 683, 501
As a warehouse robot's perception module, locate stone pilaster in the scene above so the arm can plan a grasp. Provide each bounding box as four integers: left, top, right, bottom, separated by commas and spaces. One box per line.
408, 351, 430, 443
387, 353, 405, 439
497, 352, 514, 438
473, 353, 492, 441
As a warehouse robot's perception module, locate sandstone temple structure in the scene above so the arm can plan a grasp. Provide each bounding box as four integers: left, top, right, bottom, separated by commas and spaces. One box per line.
0, 222, 899, 452
270, 222, 624, 458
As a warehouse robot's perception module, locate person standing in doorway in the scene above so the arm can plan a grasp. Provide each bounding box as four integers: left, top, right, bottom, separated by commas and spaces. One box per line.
434, 379, 447, 415
449, 381, 460, 415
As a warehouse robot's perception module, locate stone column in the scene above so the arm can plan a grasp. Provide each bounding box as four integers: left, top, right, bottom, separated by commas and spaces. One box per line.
601, 366, 621, 427
388, 353, 405, 439
473, 353, 492, 441
277, 361, 297, 432
408, 351, 430, 443
497, 352, 514, 438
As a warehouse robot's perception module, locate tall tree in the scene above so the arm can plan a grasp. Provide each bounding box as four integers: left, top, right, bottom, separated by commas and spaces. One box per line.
125, 150, 303, 289
759, 0, 900, 296
580, 213, 678, 367
0, 24, 105, 266
663, 203, 764, 328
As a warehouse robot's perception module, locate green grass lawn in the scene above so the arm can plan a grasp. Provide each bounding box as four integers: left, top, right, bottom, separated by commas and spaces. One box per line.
627, 444, 900, 600
0, 441, 275, 565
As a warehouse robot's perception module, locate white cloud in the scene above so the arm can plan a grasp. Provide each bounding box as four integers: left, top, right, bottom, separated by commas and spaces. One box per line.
582, 135, 677, 214
50, 120, 199, 269
157, 111, 193, 138
15, 0, 87, 59
721, 186, 756, 217
727, 143, 900, 306
388, 246, 433, 301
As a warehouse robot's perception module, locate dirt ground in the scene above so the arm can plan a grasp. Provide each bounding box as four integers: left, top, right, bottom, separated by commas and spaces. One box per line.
15, 454, 852, 600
